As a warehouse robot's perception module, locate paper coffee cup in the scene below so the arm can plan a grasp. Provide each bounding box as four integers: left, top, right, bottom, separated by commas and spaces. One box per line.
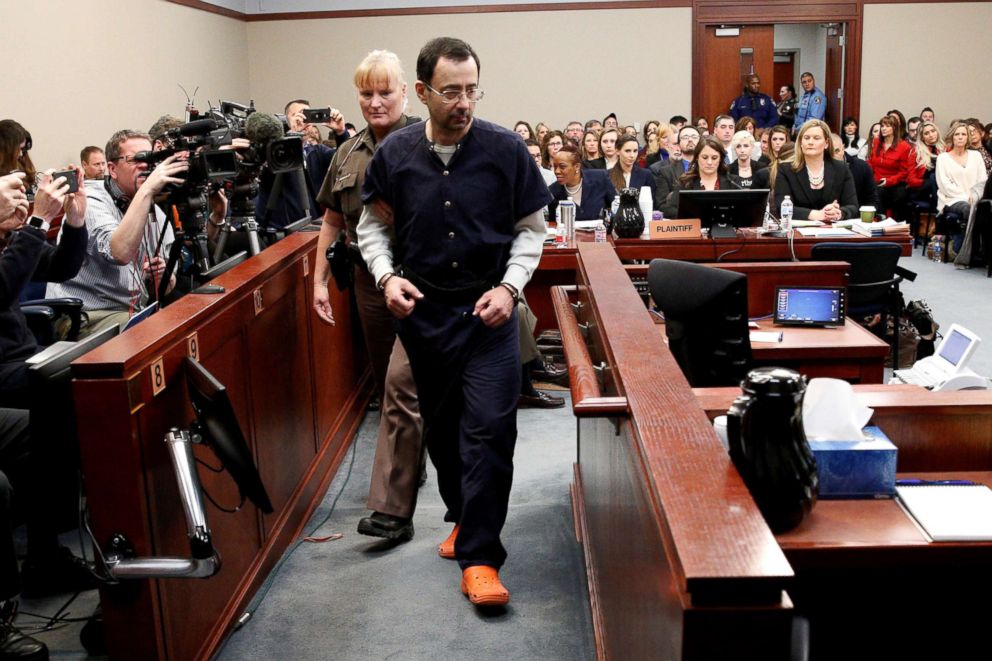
859, 206, 875, 223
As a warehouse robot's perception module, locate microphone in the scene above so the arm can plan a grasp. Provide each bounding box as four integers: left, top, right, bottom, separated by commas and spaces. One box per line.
245, 113, 285, 151
175, 118, 219, 137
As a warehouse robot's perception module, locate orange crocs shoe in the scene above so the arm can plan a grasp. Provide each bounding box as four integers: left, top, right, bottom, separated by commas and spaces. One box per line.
438, 524, 460, 559
460, 566, 510, 607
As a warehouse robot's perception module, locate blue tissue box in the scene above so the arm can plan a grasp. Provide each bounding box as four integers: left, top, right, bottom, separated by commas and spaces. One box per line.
808, 426, 897, 499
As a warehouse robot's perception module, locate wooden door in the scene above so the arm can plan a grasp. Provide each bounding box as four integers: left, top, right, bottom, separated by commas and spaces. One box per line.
773, 52, 795, 98
824, 24, 845, 130
697, 24, 775, 127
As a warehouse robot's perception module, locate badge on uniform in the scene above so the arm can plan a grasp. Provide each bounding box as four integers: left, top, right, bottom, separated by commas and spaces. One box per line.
760, 99, 766, 106
815, 97, 822, 104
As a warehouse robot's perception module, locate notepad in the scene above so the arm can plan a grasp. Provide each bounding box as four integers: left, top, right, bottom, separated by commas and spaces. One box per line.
896, 484, 992, 541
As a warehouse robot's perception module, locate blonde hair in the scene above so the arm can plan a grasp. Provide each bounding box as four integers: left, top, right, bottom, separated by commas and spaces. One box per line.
791, 119, 833, 171
730, 130, 755, 154
354, 50, 405, 90
914, 121, 945, 170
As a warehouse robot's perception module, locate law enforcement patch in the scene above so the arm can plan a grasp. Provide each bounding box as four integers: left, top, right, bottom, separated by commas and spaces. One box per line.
815, 97, 822, 104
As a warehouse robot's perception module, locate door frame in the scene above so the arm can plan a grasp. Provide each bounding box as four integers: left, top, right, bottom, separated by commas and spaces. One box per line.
692, 1, 862, 126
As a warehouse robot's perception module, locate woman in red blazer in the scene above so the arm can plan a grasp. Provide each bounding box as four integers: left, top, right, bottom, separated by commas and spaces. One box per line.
867, 115, 912, 220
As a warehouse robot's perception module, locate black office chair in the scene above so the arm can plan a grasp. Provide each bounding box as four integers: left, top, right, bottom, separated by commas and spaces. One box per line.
810, 242, 917, 367
20, 297, 84, 345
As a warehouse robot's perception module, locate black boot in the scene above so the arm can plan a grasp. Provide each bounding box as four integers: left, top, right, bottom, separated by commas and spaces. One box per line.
0, 600, 48, 660
356, 512, 414, 541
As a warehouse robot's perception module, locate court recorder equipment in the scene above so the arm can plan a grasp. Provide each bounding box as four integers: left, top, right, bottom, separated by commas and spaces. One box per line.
892, 324, 990, 391
774, 286, 846, 327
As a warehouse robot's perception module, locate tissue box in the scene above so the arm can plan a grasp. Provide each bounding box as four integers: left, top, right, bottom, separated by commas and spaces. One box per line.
809, 426, 897, 499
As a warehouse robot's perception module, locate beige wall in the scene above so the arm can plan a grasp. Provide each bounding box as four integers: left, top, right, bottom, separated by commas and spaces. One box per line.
862, 2, 992, 132
246, 8, 693, 134
1, 0, 248, 171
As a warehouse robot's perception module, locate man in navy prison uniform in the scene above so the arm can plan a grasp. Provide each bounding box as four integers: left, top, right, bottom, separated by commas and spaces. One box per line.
358, 37, 550, 608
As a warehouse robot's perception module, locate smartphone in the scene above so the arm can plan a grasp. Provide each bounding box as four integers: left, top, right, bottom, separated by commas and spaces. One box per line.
52, 169, 79, 194
302, 107, 331, 124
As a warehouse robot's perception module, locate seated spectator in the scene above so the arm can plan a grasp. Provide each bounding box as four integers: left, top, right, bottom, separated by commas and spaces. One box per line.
669, 115, 688, 131
0, 121, 36, 196
867, 121, 881, 146
775, 120, 858, 222
609, 136, 656, 203
867, 115, 912, 220
652, 126, 699, 219
564, 121, 584, 146
906, 116, 922, 143
768, 125, 791, 161
304, 125, 322, 146
966, 119, 992, 175
920, 107, 935, 125
0, 166, 93, 659
535, 122, 550, 144
671, 137, 741, 217
585, 127, 619, 170
712, 114, 736, 163
841, 116, 869, 160
603, 113, 619, 130
514, 120, 535, 141
584, 118, 603, 132
908, 121, 945, 200
581, 129, 601, 163
831, 133, 876, 209
734, 117, 765, 163
525, 138, 556, 186
694, 116, 709, 137
644, 124, 672, 168
541, 130, 565, 169
887, 109, 908, 141
547, 143, 615, 221
46, 130, 210, 335
728, 130, 766, 188
640, 129, 661, 169
936, 121, 989, 266
80, 146, 107, 181
756, 127, 769, 156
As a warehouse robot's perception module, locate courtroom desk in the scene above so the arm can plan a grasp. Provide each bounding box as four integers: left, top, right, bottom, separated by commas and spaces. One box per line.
612, 228, 913, 262
558, 242, 795, 661
694, 385, 992, 471
562, 242, 992, 661
526, 226, 907, 333
653, 317, 890, 383
72, 232, 369, 660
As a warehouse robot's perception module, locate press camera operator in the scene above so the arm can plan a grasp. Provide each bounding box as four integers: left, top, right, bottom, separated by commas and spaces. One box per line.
0, 167, 93, 660
254, 99, 350, 231
47, 129, 226, 336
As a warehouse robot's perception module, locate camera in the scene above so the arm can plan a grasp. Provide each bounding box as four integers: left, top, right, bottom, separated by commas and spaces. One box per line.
52, 169, 79, 194
302, 108, 331, 124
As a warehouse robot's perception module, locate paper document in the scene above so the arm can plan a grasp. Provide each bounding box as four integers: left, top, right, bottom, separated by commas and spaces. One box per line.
796, 227, 856, 237
896, 483, 992, 541
750, 331, 784, 343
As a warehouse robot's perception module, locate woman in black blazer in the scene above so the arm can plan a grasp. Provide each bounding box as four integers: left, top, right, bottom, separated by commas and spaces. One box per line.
608, 135, 657, 203
669, 137, 742, 217
548, 144, 616, 221
774, 120, 859, 221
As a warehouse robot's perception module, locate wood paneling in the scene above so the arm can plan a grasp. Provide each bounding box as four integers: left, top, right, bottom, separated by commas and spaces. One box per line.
73, 233, 369, 660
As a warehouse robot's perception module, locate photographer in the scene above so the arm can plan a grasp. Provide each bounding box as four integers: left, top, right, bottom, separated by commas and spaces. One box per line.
0, 166, 92, 660
255, 99, 350, 231
48, 129, 226, 336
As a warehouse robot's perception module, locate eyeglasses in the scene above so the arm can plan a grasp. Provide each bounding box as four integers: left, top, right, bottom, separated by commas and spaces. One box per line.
423, 83, 484, 104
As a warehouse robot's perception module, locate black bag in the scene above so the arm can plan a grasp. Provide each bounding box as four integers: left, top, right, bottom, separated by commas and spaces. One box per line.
905, 299, 939, 360
326, 230, 352, 291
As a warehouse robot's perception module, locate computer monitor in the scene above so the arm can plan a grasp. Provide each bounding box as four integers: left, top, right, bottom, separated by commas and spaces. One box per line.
195, 251, 248, 285
774, 286, 847, 327
648, 259, 752, 387
184, 357, 273, 513
676, 188, 769, 238
933, 324, 981, 375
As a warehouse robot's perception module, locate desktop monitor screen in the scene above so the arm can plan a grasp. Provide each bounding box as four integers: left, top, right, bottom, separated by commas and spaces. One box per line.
676, 188, 769, 238
774, 287, 846, 327
936, 325, 980, 372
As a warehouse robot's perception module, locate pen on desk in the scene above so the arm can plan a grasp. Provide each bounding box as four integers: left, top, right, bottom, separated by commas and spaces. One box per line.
895, 479, 978, 486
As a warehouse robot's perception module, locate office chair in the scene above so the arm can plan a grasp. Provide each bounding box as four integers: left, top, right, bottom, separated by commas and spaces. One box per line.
647, 259, 752, 387
20, 297, 84, 345
810, 242, 916, 367
911, 174, 938, 254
